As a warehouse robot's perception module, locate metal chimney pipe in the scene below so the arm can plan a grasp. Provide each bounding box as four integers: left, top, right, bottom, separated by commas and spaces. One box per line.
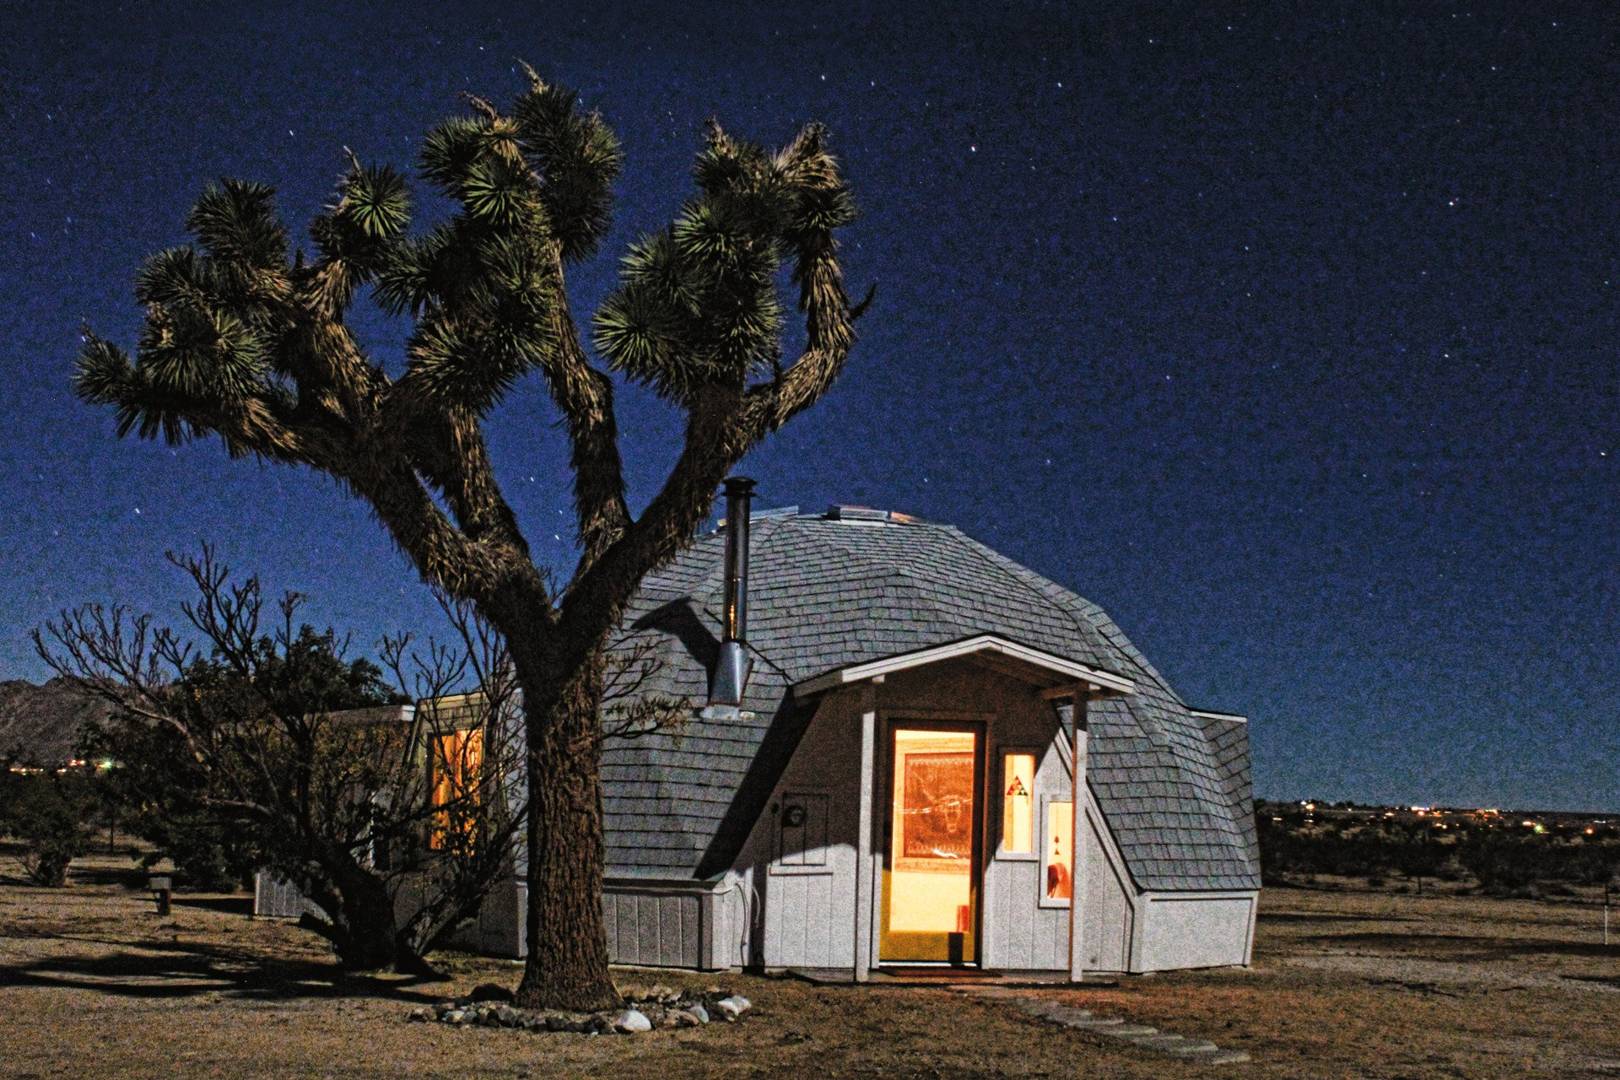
708, 476, 755, 708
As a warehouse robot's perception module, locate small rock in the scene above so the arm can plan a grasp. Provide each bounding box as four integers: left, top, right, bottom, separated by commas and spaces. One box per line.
648, 983, 678, 1003
434, 1000, 457, 1015
714, 995, 751, 1021
1068, 1017, 1124, 1030
442, 1009, 467, 1024
495, 1005, 520, 1027
612, 1009, 652, 1034
470, 982, 515, 1003
1162, 1039, 1220, 1056
671, 1009, 702, 1028
407, 1007, 433, 1022
544, 1014, 572, 1032
686, 1003, 709, 1024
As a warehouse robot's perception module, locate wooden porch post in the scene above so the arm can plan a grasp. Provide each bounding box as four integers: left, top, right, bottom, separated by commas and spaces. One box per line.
1068, 684, 1091, 983
854, 680, 878, 981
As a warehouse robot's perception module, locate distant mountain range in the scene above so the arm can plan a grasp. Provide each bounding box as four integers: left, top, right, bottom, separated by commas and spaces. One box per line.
0, 678, 115, 766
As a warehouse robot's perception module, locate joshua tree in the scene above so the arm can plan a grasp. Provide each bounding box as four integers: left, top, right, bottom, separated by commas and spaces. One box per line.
72, 67, 864, 1008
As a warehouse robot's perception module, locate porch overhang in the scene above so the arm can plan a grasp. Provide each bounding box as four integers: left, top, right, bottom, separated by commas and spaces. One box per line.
790, 633, 1136, 699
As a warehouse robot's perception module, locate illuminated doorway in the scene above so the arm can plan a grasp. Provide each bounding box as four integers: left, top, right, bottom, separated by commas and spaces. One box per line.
879, 725, 983, 964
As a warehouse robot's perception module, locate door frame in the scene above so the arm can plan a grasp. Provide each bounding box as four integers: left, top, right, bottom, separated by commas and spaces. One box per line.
877, 717, 987, 966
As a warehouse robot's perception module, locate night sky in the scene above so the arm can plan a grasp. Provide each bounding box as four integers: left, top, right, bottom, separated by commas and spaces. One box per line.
2, 2, 1616, 810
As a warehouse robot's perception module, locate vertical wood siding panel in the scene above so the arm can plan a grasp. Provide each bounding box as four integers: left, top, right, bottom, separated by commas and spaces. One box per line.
829, 859, 853, 968
793, 878, 811, 967
606, 893, 622, 964
803, 879, 817, 968
659, 896, 683, 966
683, 894, 702, 966
1042, 903, 1064, 970
1015, 863, 1037, 969
778, 879, 800, 967
636, 894, 658, 965
815, 874, 834, 967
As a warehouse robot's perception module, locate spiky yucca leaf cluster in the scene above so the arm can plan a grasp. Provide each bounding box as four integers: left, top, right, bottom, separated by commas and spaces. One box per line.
593, 122, 854, 404
308, 160, 411, 315
512, 64, 623, 262
72, 179, 298, 450
382, 77, 621, 414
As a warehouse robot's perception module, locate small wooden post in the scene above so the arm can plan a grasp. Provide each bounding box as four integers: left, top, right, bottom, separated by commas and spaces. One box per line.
149, 873, 173, 917
1068, 685, 1090, 984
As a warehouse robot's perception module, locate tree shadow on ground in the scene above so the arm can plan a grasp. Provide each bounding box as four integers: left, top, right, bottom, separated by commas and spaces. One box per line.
70, 861, 147, 888
171, 894, 254, 916
1305, 931, 1620, 961
0, 938, 451, 1004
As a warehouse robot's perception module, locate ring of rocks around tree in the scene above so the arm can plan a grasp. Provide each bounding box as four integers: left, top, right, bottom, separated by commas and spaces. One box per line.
408, 982, 752, 1035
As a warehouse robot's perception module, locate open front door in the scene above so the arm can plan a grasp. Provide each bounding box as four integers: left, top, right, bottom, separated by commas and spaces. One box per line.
879, 725, 983, 964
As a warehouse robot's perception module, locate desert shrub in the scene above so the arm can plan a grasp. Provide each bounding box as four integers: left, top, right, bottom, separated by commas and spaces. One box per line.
1565, 842, 1620, 887
82, 718, 259, 892
3, 769, 96, 886
1458, 834, 1545, 894
1260, 819, 1398, 882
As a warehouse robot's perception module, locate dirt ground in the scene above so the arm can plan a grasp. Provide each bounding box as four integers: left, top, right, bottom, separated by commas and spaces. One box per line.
2, 855, 1619, 1078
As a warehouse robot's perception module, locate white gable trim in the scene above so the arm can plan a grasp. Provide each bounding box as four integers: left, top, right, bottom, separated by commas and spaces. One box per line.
791, 633, 1136, 698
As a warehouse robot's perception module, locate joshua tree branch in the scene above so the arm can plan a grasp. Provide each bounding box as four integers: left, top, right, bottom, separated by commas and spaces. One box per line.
542, 266, 631, 568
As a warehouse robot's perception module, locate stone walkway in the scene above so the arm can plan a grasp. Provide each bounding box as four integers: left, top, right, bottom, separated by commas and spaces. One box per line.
956, 987, 1252, 1066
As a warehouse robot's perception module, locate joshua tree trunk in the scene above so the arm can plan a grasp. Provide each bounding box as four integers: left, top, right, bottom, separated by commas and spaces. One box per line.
514, 651, 618, 1010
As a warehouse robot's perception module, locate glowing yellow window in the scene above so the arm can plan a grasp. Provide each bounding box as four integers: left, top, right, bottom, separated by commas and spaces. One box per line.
1044, 800, 1073, 902
1000, 752, 1035, 854
430, 727, 483, 849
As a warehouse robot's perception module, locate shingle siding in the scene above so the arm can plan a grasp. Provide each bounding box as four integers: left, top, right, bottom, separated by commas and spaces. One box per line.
596, 513, 1260, 892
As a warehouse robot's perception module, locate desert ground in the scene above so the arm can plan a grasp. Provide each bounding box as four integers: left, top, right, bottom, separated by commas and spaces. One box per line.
1, 856, 1618, 1078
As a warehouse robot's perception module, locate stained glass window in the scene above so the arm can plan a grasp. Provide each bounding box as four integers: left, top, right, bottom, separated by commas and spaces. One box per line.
1044, 800, 1073, 901
1000, 752, 1035, 854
